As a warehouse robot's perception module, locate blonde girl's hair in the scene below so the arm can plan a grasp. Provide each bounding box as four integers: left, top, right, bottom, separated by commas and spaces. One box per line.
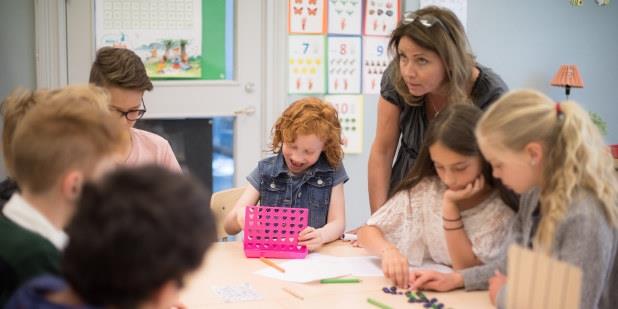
271, 97, 343, 167
476, 89, 618, 252
389, 5, 476, 106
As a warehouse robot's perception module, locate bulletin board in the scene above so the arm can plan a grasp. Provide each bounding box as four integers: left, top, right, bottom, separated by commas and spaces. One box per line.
287, 0, 399, 95
94, 0, 232, 80
287, 0, 399, 154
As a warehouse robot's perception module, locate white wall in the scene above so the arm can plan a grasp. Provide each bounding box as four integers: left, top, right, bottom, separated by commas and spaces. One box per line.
0, 0, 37, 178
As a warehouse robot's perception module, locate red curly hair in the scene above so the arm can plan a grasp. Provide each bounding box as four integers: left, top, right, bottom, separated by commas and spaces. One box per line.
271, 97, 343, 167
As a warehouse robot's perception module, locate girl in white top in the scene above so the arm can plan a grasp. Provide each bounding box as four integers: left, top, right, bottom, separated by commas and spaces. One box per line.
358, 103, 517, 288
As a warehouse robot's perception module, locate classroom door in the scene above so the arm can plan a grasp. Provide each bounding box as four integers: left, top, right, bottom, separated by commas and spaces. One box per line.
65, 0, 265, 187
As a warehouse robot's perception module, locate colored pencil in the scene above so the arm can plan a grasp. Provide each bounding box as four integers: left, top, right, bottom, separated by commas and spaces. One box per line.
259, 257, 285, 273
319, 278, 361, 284
282, 287, 304, 300
367, 298, 392, 309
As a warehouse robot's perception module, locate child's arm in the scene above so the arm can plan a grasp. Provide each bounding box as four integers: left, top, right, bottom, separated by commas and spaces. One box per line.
223, 185, 260, 235
443, 177, 485, 270
358, 225, 410, 288
298, 183, 345, 250
443, 198, 482, 270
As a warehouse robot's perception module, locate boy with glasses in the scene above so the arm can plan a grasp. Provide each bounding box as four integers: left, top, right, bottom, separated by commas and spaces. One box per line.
89, 47, 182, 172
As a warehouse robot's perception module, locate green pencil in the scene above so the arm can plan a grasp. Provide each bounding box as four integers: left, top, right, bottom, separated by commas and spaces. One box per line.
319, 278, 361, 284
367, 298, 392, 309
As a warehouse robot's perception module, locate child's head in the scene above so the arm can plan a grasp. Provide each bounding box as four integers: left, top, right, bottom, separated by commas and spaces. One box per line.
476, 89, 618, 249
89, 47, 152, 128
271, 97, 343, 173
395, 103, 517, 209
11, 85, 128, 200
1, 88, 48, 177
62, 165, 216, 309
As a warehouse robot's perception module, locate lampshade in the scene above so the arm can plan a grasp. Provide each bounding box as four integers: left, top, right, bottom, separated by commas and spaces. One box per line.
550, 65, 584, 88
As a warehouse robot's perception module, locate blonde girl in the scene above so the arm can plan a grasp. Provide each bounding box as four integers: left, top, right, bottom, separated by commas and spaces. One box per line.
409, 89, 617, 309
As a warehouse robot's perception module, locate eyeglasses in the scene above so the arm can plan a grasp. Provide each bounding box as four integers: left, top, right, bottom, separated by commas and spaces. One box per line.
111, 98, 147, 121
402, 11, 456, 43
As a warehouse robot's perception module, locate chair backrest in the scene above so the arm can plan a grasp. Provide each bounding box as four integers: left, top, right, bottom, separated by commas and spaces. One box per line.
210, 187, 245, 241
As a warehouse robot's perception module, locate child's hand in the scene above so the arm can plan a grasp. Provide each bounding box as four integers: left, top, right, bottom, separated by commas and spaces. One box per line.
381, 246, 410, 288
298, 227, 324, 250
443, 175, 486, 203
488, 270, 507, 306
409, 270, 464, 292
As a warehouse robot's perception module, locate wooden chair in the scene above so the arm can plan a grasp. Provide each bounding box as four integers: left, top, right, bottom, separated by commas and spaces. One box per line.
210, 187, 245, 241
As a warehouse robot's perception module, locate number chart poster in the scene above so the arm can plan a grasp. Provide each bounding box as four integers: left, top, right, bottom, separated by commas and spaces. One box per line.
327, 36, 361, 94
327, 0, 362, 35
289, 35, 326, 94
363, 0, 400, 36
95, 0, 202, 78
362, 36, 391, 94
325, 95, 364, 154
289, 0, 327, 34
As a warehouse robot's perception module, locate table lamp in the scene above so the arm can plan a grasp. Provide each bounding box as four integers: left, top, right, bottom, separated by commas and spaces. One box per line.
550, 64, 584, 100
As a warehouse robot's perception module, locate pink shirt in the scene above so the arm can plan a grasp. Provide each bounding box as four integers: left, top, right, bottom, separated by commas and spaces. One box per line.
125, 128, 182, 172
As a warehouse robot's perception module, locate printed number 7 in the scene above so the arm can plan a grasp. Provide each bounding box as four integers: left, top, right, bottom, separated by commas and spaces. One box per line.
303, 43, 309, 54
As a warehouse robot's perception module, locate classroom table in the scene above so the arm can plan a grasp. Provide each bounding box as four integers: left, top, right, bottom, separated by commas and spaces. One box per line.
180, 241, 494, 309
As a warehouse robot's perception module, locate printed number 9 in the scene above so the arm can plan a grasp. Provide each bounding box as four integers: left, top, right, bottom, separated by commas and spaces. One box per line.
377, 45, 383, 56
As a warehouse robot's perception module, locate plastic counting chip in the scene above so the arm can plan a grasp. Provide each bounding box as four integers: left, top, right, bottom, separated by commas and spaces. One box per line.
243, 205, 309, 259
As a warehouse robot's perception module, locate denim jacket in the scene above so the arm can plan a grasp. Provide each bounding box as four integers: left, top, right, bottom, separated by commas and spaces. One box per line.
247, 153, 348, 228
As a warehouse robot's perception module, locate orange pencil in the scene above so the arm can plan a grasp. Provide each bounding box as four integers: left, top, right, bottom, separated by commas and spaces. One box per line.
282, 287, 304, 300
260, 257, 285, 273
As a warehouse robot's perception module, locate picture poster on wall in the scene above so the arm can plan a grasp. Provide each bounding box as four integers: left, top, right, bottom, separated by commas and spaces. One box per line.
420, 0, 467, 31
95, 0, 202, 78
363, 0, 400, 36
327, 0, 363, 35
327, 36, 362, 94
325, 95, 364, 154
288, 35, 326, 94
362, 36, 391, 94
288, 0, 327, 34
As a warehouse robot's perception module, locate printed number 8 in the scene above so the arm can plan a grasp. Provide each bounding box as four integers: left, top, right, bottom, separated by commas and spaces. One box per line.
340, 44, 347, 55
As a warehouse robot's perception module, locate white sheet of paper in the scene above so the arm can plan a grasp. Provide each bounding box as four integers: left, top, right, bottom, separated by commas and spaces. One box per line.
255, 254, 453, 283
254, 254, 350, 283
